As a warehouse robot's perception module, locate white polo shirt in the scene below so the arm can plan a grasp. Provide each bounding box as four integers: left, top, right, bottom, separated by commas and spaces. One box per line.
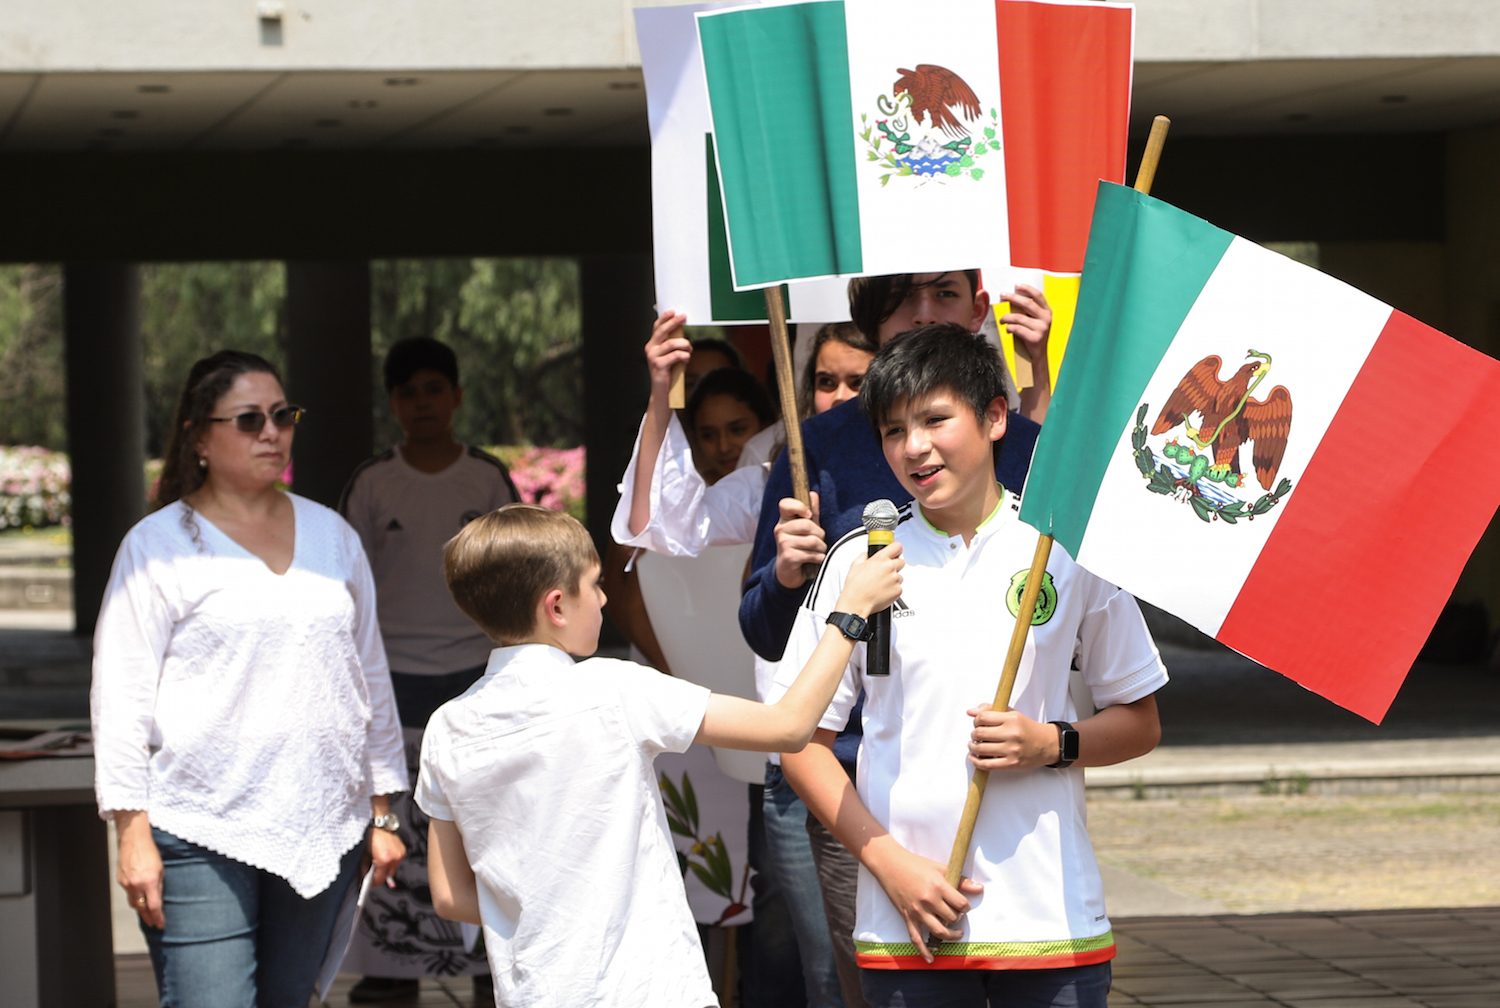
340, 446, 516, 676
416, 645, 717, 1008
773, 491, 1166, 971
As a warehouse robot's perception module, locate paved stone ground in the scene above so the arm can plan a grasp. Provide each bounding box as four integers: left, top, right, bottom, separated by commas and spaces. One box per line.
115, 907, 1500, 1007
115, 956, 493, 1007
1109, 907, 1500, 1007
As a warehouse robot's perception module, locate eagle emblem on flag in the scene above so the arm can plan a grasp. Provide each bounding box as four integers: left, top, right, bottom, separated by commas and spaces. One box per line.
857, 64, 1000, 187
1129, 350, 1295, 524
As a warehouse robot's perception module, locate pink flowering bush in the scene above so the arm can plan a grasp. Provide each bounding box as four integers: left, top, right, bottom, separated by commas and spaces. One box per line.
0, 446, 71, 530
487, 446, 586, 523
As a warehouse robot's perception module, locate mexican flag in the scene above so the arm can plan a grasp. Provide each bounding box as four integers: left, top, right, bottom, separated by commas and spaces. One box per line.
1020, 182, 1500, 723
636, 2, 852, 324
693, 0, 1132, 360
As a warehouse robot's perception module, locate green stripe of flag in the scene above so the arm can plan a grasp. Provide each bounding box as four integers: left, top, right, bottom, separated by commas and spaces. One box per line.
1019, 183, 1234, 554
705, 134, 787, 320
698, 1, 861, 286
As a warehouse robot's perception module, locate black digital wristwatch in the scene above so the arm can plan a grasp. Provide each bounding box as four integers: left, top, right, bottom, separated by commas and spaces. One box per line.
826, 611, 874, 642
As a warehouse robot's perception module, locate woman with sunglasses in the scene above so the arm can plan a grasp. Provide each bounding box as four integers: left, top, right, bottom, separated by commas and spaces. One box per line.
91, 350, 407, 1008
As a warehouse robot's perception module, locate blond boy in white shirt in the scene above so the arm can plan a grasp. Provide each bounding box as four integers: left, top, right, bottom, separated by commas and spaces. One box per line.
415, 503, 906, 1007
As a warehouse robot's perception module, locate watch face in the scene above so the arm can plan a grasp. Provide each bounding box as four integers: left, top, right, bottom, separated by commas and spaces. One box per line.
828, 612, 867, 641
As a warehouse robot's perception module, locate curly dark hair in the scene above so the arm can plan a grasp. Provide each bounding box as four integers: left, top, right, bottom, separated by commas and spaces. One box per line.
157, 350, 283, 507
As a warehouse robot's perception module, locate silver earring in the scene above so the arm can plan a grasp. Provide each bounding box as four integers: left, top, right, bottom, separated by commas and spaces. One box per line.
198, 457, 207, 469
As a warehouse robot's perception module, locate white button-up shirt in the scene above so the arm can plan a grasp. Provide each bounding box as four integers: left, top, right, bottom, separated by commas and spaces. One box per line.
91, 495, 407, 898
417, 644, 717, 1008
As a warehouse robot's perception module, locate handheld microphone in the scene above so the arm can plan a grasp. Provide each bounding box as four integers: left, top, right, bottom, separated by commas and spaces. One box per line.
862, 499, 899, 677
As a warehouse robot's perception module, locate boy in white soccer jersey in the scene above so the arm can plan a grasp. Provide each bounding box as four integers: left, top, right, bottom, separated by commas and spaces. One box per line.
416, 503, 905, 1008
339, 337, 516, 999
776, 324, 1167, 1008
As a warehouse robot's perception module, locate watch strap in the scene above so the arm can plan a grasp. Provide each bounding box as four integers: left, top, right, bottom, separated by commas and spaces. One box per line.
1046, 721, 1079, 768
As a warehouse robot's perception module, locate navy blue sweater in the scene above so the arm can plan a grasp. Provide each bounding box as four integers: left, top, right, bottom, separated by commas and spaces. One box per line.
738, 397, 1041, 661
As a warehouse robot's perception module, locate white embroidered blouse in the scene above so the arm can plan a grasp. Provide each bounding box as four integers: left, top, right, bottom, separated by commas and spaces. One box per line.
90, 494, 407, 898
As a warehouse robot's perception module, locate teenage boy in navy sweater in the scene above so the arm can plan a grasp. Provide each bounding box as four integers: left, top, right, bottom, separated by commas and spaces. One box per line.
739, 273, 1051, 662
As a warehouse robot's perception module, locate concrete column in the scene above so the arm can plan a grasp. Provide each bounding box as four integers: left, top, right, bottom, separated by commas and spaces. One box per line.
285, 262, 373, 508
1444, 125, 1500, 646
580, 255, 655, 556
580, 256, 655, 648
63, 263, 145, 637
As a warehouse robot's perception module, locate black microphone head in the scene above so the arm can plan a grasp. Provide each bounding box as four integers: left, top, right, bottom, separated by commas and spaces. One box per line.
862, 499, 900, 533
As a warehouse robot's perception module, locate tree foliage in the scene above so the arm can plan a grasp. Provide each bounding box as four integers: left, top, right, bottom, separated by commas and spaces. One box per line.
371, 258, 581, 449
139, 262, 287, 457
0, 258, 582, 457
0, 264, 66, 450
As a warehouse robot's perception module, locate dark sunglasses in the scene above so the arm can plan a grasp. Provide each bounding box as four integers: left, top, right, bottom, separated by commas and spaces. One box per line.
208, 406, 305, 433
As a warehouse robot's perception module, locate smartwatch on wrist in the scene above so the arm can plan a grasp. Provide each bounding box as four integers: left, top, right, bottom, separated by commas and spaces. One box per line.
826, 611, 874, 642
372, 813, 401, 834
1046, 721, 1079, 769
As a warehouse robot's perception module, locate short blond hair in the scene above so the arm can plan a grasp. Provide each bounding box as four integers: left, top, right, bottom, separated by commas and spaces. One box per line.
444, 504, 600, 643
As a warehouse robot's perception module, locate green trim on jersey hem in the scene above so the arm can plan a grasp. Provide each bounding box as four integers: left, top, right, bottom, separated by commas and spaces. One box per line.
854, 932, 1114, 959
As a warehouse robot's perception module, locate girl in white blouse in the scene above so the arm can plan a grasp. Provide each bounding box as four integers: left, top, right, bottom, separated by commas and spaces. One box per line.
612, 317, 876, 556
92, 350, 408, 1008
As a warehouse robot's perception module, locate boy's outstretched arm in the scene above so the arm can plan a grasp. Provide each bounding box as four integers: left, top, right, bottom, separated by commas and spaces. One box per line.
699, 544, 903, 753
627, 311, 692, 537
782, 731, 981, 963
428, 818, 482, 926
965, 694, 1161, 771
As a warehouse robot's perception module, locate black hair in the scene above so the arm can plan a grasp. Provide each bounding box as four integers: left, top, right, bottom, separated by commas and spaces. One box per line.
859, 322, 1010, 436
798, 322, 878, 419
686, 367, 777, 430
689, 337, 744, 371
847, 270, 981, 343
158, 350, 283, 507
384, 336, 459, 392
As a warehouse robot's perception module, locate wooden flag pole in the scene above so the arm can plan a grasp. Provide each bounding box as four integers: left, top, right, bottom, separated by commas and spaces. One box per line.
668, 363, 687, 409
765, 285, 813, 508
933, 115, 1173, 945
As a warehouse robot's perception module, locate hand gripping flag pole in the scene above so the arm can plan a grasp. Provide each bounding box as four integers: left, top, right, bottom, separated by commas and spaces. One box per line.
930, 115, 1173, 956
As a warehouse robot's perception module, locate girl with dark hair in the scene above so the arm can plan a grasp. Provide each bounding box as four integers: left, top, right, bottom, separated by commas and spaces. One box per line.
684, 366, 776, 485
799, 323, 879, 421
93, 350, 408, 1008
615, 318, 877, 555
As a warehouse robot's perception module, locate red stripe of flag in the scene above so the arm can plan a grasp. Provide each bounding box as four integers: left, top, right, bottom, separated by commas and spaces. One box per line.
1217, 311, 1500, 722
995, 0, 1132, 274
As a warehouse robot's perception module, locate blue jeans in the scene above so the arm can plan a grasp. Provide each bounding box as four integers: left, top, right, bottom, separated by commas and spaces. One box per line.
861, 963, 1112, 1008
142, 827, 364, 1008
765, 763, 845, 1008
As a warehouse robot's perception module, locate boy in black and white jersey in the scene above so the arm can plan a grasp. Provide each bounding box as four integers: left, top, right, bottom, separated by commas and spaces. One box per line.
774, 324, 1167, 1008
338, 337, 515, 1000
